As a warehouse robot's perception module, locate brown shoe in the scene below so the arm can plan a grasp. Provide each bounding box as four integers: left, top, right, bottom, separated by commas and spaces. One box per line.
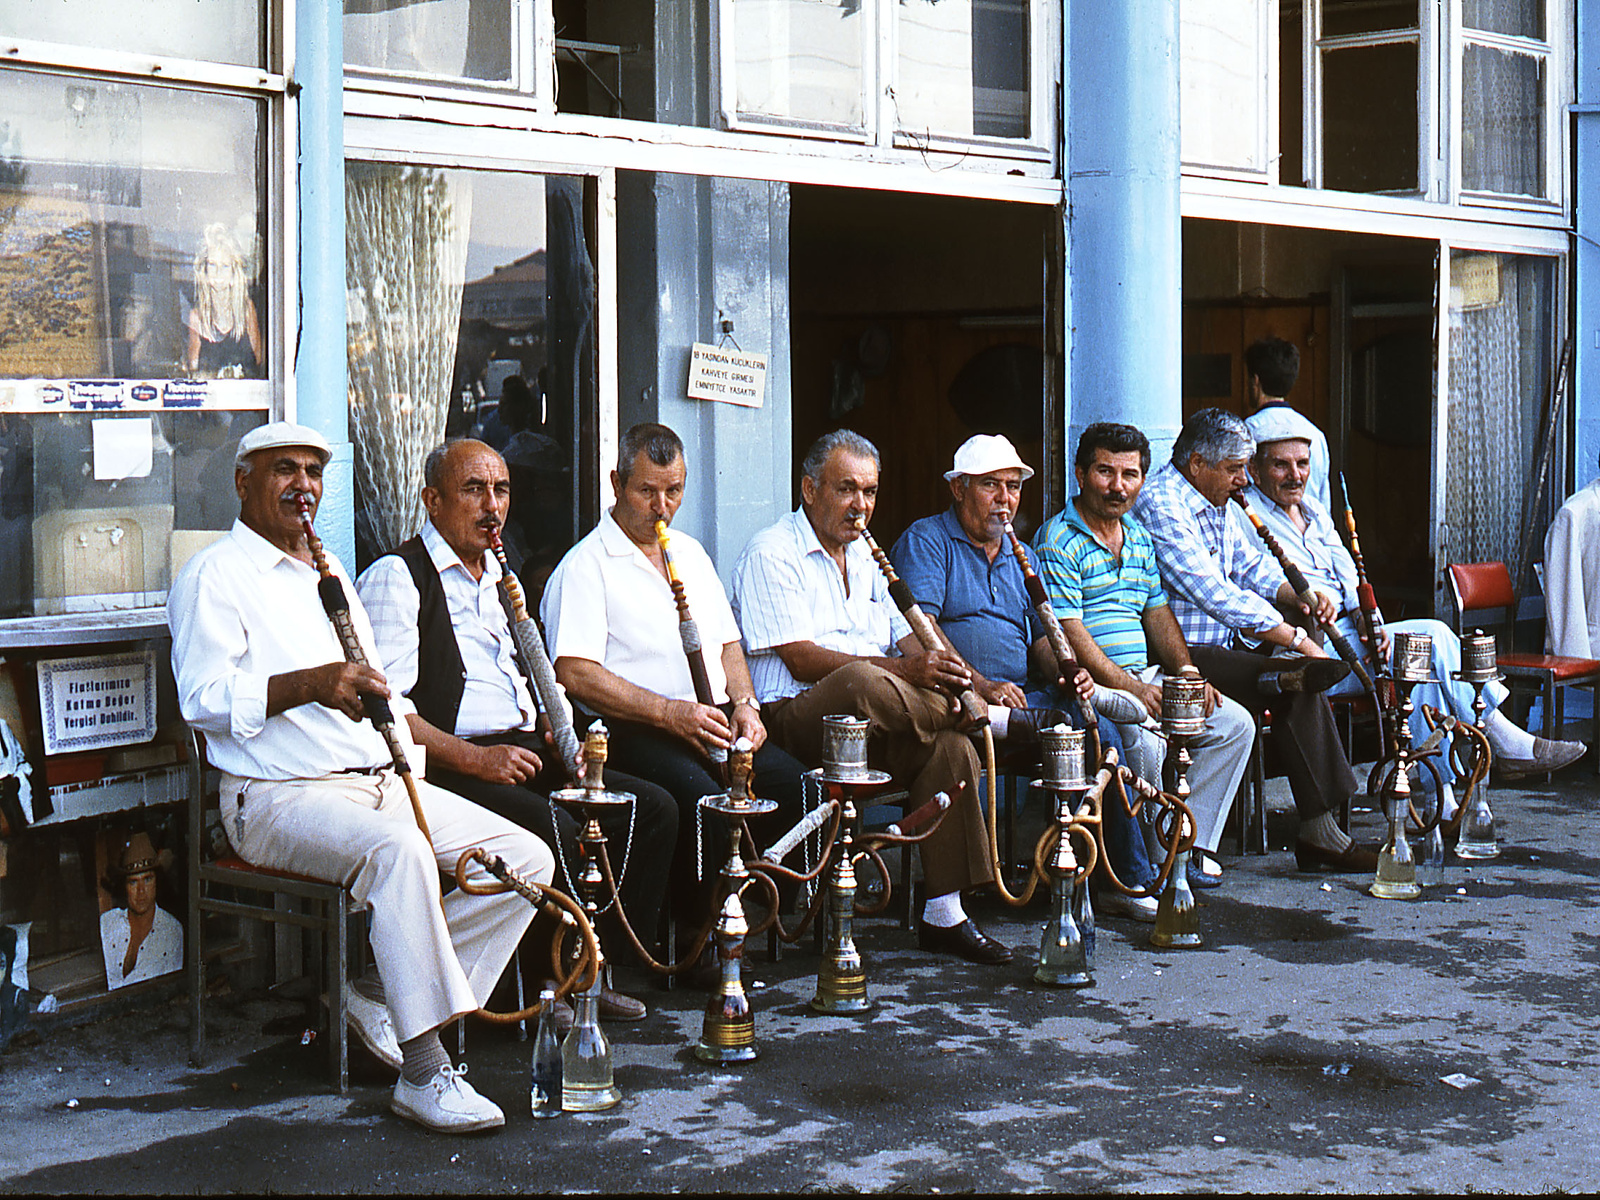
1294, 839, 1380, 873
599, 986, 648, 1022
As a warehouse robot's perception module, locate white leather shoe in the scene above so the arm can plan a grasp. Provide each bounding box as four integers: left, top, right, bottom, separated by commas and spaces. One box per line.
391, 1064, 505, 1133
1097, 890, 1160, 923
346, 989, 401, 1073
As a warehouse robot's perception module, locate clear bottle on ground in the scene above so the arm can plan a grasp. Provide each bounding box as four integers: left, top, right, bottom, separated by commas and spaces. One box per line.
561, 976, 620, 1112
530, 987, 563, 1119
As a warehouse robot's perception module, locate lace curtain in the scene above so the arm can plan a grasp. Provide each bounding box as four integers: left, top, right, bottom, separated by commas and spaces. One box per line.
345, 164, 472, 557
1443, 252, 1553, 599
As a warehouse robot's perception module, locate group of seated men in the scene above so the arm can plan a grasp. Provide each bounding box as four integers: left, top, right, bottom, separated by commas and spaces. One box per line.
169, 342, 1582, 1134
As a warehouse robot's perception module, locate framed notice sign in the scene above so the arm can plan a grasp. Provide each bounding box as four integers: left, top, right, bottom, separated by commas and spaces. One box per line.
36, 651, 158, 756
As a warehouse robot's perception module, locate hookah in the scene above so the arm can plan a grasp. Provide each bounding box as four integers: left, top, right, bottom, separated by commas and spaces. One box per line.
1149, 671, 1206, 949
1368, 631, 1445, 900
1030, 725, 1095, 987
1449, 629, 1502, 860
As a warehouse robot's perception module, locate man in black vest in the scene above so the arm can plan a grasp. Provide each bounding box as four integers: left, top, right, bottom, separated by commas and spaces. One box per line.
356, 439, 676, 1019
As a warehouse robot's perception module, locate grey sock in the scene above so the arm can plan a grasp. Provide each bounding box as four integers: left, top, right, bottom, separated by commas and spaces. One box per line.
400, 1031, 450, 1086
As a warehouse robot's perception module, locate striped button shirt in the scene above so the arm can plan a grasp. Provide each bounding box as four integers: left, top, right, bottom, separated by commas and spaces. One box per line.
1131, 462, 1286, 648
730, 508, 911, 703
1033, 499, 1167, 673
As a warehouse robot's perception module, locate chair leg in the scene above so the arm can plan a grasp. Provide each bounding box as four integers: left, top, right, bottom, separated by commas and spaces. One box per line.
332, 897, 348, 1095
190, 908, 206, 1069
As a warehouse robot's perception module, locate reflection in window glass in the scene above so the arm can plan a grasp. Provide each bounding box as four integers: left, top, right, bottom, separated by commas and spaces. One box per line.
732, 0, 867, 129
1319, 0, 1417, 37
345, 166, 592, 601
344, 0, 512, 83
0, 411, 266, 619
1462, 0, 1543, 39
4, 0, 265, 69
897, 0, 1029, 140
1322, 42, 1418, 191
1181, 0, 1266, 172
1462, 44, 1544, 195
0, 72, 266, 383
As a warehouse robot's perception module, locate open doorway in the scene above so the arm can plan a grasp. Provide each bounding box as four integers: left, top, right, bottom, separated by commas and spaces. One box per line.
788, 187, 1057, 549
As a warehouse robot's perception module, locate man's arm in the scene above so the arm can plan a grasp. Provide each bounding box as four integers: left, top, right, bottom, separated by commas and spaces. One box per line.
721, 641, 767, 752
555, 655, 734, 754
1062, 617, 1158, 716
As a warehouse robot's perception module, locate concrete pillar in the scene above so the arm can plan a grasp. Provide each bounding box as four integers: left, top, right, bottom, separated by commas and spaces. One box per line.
292, 0, 354, 568
1575, 0, 1600, 485
1064, 0, 1183, 467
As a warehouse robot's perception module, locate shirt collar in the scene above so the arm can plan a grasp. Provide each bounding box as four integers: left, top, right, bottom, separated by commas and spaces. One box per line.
600, 506, 663, 567
938, 505, 987, 550
1245, 484, 1326, 531
1067, 497, 1142, 554
420, 518, 500, 585
1157, 462, 1217, 517
230, 518, 311, 574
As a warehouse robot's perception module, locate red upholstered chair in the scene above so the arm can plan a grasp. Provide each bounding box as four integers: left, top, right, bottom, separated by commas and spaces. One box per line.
1445, 561, 1600, 773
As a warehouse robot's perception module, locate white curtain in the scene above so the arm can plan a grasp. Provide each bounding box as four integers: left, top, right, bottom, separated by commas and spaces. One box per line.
345, 165, 472, 556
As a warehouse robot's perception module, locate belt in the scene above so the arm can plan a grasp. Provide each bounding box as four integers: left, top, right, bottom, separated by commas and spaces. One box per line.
332, 764, 387, 776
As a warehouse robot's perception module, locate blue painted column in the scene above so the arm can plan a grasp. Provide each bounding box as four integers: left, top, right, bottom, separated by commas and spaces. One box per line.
1575, 0, 1600, 487
1064, 0, 1183, 467
293, 0, 354, 568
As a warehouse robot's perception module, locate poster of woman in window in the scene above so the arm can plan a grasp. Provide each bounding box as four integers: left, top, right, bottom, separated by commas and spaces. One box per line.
96, 829, 183, 989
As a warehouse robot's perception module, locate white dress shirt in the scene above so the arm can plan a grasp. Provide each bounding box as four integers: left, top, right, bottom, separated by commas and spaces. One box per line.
355, 519, 538, 738
541, 509, 740, 704
1543, 477, 1600, 658
730, 508, 912, 703
168, 519, 419, 780
101, 905, 183, 988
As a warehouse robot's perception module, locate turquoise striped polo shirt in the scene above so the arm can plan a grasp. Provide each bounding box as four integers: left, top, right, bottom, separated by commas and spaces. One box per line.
1033, 499, 1168, 673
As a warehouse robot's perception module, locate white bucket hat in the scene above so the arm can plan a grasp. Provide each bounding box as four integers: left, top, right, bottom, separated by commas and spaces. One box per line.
944, 434, 1035, 482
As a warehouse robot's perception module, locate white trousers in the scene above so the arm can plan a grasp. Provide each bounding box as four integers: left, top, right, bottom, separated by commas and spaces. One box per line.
220, 769, 552, 1043
1116, 668, 1255, 855
1326, 617, 1510, 744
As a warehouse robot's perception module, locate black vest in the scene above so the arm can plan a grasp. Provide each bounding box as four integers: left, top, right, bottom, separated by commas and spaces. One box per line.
387, 537, 469, 735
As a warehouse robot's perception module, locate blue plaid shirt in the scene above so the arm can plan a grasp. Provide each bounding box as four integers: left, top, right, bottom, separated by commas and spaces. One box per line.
1131, 462, 1286, 647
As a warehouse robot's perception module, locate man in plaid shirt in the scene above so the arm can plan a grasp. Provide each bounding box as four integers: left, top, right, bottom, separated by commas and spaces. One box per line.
1132, 408, 1377, 873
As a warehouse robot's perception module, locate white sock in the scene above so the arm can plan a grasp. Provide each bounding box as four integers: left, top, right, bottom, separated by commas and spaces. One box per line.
988, 706, 1013, 737
1484, 709, 1537, 758
921, 890, 966, 928
1301, 811, 1352, 853
1439, 783, 1458, 822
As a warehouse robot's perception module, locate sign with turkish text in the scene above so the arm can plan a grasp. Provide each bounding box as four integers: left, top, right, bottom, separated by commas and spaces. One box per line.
36, 651, 157, 756
687, 343, 768, 409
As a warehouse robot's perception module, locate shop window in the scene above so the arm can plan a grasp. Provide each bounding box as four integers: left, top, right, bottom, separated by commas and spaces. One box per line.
1460, 4, 1552, 199
720, 0, 1054, 157
1180, 0, 1275, 177
345, 165, 594, 602
344, 0, 515, 83
0, 70, 271, 621
2, 0, 266, 70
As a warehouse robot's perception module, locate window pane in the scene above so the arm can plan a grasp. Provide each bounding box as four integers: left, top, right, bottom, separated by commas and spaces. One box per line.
1181, 0, 1266, 172
1320, 0, 1417, 37
731, 0, 867, 129
344, 0, 512, 83
1462, 0, 1543, 39
3, 0, 265, 69
897, 0, 1030, 141
0, 71, 268, 384
1321, 42, 1418, 191
0, 411, 267, 619
346, 166, 591, 597
1462, 43, 1545, 195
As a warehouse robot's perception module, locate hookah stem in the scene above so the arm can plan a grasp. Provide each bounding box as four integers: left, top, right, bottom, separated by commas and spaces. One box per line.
1231, 495, 1375, 695
654, 519, 729, 782
1337, 472, 1387, 681
487, 527, 582, 781
1003, 520, 1100, 759
296, 495, 433, 846
853, 516, 988, 728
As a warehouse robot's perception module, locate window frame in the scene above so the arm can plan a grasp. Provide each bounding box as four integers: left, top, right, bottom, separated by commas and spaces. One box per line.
1178, 0, 1280, 183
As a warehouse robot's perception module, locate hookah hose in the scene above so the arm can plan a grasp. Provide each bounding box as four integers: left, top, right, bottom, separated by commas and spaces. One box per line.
655, 518, 729, 782
487, 525, 583, 780
295, 494, 433, 846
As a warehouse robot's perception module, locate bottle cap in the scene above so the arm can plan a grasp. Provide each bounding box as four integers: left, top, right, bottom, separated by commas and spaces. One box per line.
539, 988, 556, 1001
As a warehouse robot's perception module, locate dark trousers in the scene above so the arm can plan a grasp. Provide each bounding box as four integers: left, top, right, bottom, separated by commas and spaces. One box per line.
426, 729, 677, 963
602, 718, 806, 921
1189, 644, 1355, 822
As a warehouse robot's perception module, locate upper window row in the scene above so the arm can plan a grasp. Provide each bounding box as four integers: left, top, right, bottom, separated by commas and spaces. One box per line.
1181, 0, 1565, 206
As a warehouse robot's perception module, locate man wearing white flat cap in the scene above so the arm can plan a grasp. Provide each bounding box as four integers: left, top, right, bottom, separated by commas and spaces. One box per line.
169, 420, 552, 1134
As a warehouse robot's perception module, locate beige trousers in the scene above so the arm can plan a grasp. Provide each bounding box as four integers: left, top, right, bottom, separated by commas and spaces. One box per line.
220, 769, 552, 1043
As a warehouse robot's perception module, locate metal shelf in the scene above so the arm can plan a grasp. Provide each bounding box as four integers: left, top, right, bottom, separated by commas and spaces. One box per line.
0, 610, 170, 650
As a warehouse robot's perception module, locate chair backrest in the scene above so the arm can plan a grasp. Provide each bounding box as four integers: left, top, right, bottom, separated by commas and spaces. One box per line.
1446, 561, 1517, 637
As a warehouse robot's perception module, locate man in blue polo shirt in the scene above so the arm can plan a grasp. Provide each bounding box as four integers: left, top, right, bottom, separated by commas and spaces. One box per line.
1034, 423, 1254, 889
891, 434, 1160, 920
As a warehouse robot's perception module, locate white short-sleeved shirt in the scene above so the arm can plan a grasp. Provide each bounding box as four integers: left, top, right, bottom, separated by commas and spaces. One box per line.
731, 508, 911, 703
540, 509, 739, 704
168, 519, 420, 780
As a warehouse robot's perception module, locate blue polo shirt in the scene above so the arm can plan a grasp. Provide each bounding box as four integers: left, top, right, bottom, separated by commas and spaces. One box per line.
889, 508, 1042, 687
1034, 499, 1167, 674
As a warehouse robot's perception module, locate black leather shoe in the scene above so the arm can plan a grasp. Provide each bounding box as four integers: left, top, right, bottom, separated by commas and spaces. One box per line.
1258, 657, 1350, 695
1293, 839, 1380, 873
916, 918, 1014, 965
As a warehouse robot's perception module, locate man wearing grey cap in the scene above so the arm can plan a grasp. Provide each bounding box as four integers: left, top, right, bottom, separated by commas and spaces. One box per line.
1242, 336, 1331, 514
169, 421, 552, 1134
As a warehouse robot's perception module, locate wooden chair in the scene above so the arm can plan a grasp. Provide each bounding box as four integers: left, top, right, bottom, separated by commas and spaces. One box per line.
1445, 561, 1600, 772
185, 728, 357, 1091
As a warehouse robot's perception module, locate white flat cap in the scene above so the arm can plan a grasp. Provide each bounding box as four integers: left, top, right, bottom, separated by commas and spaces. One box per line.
1244, 405, 1317, 449
944, 433, 1035, 482
233, 421, 333, 468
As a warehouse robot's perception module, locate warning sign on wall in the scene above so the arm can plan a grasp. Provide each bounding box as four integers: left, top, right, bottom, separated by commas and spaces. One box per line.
687, 343, 768, 409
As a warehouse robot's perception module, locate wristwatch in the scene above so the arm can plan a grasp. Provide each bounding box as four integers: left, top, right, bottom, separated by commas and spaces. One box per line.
1290, 629, 1311, 652
734, 695, 761, 712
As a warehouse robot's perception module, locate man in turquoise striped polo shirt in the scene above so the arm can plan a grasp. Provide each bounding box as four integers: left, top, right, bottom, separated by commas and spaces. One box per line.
1035, 423, 1254, 887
